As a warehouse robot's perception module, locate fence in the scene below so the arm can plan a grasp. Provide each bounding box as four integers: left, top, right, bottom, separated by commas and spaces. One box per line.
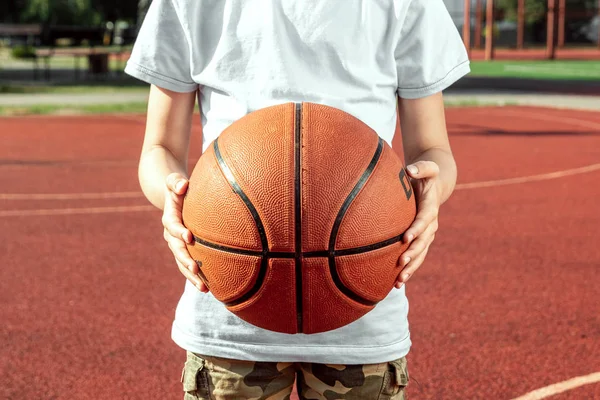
446, 0, 600, 60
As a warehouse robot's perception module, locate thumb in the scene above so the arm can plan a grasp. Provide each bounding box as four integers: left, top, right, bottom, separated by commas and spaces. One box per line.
165, 173, 189, 195
406, 161, 440, 179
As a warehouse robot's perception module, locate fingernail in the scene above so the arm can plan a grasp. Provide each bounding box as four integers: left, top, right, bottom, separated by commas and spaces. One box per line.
407, 234, 414, 242
175, 181, 185, 192
407, 165, 418, 175
397, 283, 404, 289
403, 256, 411, 266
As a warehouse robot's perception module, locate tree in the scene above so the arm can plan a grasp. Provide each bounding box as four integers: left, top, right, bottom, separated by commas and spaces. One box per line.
496, 0, 598, 43
91, 0, 138, 23
496, 0, 546, 25
497, 0, 598, 25
2, 0, 139, 26
136, 0, 151, 32
20, 0, 103, 26
0, 0, 27, 23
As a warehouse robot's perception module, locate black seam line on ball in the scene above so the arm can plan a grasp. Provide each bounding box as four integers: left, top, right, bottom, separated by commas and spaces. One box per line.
194, 261, 210, 290
213, 139, 271, 310
213, 139, 269, 253
224, 258, 269, 307
192, 237, 271, 307
302, 232, 405, 258
327, 137, 384, 307
335, 232, 405, 256
194, 234, 405, 259
294, 102, 304, 333
328, 137, 384, 253
327, 258, 377, 306
193, 236, 263, 257
193, 236, 297, 258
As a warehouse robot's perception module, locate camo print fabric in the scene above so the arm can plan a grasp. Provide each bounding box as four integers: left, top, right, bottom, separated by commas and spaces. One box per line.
182, 352, 408, 400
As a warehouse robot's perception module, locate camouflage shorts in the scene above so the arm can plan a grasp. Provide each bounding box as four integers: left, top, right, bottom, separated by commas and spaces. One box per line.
181, 351, 409, 400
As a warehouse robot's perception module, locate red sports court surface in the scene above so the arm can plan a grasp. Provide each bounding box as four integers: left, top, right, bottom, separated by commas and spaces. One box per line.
1, 106, 599, 399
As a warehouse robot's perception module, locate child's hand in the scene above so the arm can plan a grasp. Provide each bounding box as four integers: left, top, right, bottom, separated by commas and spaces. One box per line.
163, 173, 209, 293
395, 161, 442, 289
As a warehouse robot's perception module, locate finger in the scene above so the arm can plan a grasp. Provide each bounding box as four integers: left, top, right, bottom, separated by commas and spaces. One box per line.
166, 235, 197, 272
175, 259, 209, 292
165, 172, 189, 195
163, 212, 193, 244
400, 224, 437, 266
167, 184, 187, 211
406, 160, 440, 179
163, 189, 193, 243
163, 225, 193, 245
162, 200, 192, 241
404, 205, 438, 244
399, 245, 430, 283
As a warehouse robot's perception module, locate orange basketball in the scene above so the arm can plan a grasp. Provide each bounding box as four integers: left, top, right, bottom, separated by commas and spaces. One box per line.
182, 102, 416, 334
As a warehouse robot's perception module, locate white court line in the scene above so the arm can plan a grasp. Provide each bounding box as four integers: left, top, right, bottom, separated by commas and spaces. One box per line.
496, 109, 600, 131
511, 372, 600, 400
463, 107, 600, 131
0, 205, 155, 217
2, 163, 599, 204
455, 163, 600, 190
0, 192, 143, 200
0, 158, 199, 170
0, 160, 136, 170
458, 109, 600, 398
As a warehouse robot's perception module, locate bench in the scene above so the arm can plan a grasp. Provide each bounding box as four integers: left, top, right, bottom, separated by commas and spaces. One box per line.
33, 46, 128, 80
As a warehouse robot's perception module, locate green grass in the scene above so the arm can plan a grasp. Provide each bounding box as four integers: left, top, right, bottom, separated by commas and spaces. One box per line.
470, 60, 600, 81
1, 46, 129, 69
0, 83, 148, 94
0, 102, 149, 116
443, 99, 517, 108
32, 57, 127, 71
0, 100, 204, 116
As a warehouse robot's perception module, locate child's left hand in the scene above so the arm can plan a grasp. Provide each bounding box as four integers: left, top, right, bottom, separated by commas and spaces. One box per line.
395, 160, 442, 289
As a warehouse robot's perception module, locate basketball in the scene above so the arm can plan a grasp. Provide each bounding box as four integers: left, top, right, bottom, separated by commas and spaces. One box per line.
182, 102, 416, 334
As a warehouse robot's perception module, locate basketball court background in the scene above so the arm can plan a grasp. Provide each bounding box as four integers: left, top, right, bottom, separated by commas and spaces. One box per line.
1, 102, 599, 399
1, 0, 600, 398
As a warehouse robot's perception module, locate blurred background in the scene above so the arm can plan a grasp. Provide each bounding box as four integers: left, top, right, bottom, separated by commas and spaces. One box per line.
1, 0, 599, 113
2, 1, 600, 399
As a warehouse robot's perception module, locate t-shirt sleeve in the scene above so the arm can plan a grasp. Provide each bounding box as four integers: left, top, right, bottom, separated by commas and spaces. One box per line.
395, 0, 470, 99
124, 0, 198, 93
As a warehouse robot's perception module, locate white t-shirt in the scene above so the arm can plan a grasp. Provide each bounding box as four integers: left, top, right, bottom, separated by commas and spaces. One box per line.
125, 0, 469, 364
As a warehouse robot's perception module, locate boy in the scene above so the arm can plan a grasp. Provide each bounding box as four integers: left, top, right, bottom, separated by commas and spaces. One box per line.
125, 0, 469, 398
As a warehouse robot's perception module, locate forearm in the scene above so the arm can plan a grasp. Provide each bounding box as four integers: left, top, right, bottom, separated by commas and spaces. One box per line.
138, 85, 196, 210
399, 92, 457, 204
139, 146, 189, 210
406, 147, 457, 204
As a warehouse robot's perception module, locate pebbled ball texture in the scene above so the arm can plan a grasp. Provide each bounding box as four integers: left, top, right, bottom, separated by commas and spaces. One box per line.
182, 102, 416, 334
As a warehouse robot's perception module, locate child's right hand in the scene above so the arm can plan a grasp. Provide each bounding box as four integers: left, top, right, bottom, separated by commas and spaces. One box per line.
162, 173, 209, 293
